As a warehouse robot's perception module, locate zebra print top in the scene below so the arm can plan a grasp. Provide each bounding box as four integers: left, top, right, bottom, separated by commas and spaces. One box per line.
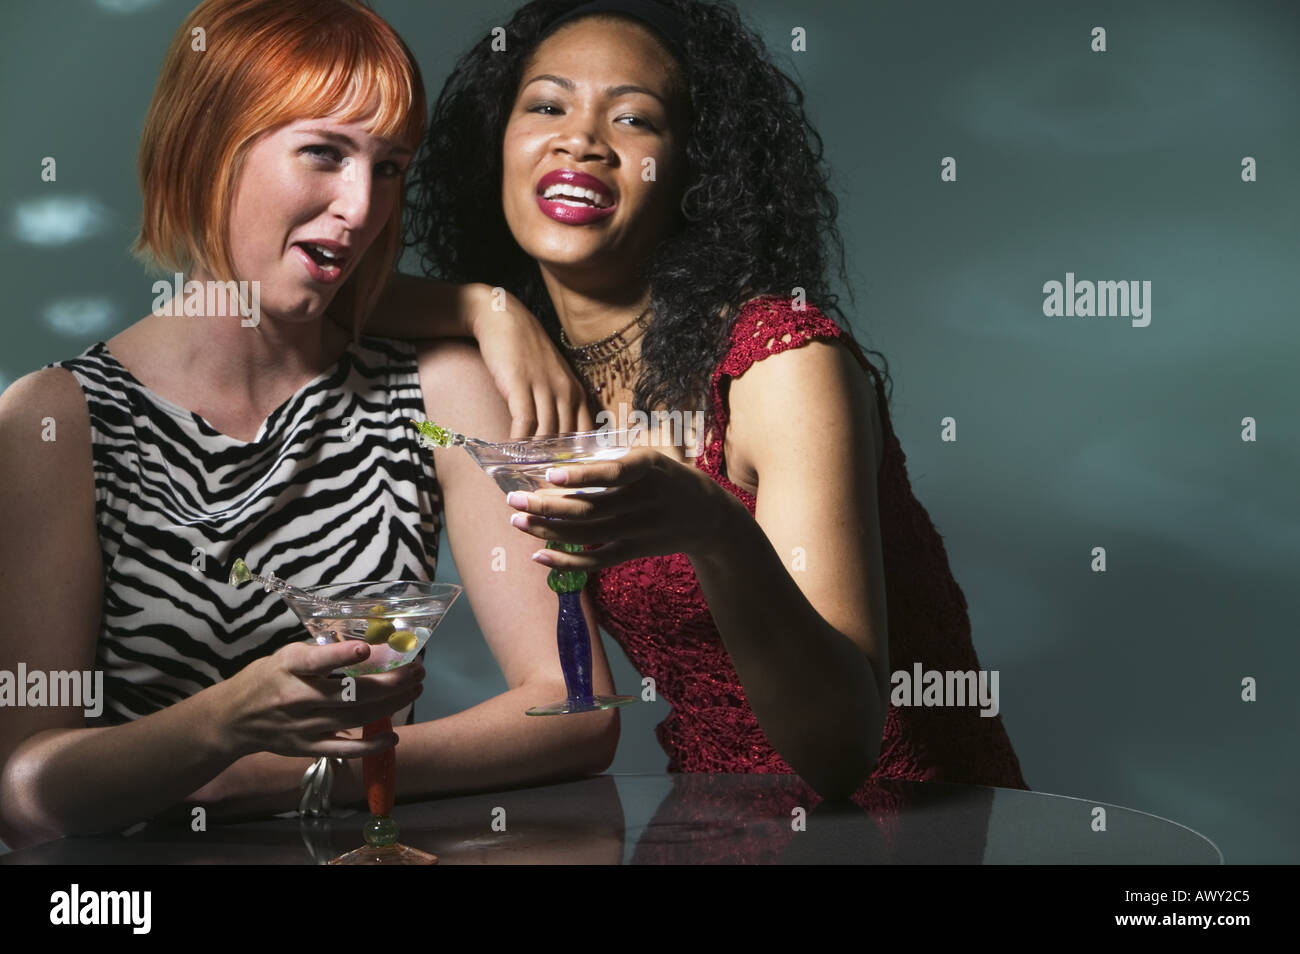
50, 336, 442, 726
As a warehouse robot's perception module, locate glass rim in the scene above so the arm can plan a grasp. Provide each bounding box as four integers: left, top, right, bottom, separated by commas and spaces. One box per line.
470, 423, 644, 450
280, 580, 463, 608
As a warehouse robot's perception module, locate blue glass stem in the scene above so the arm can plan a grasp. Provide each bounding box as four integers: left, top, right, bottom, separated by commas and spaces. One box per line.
556, 590, 596, 706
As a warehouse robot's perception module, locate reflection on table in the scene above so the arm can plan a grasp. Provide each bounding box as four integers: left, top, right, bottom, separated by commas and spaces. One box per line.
0, 773, 1220, 865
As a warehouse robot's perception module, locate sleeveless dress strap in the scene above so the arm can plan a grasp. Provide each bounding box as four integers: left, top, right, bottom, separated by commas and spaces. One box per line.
714, 295, 845, 381
705, 296, 891, 482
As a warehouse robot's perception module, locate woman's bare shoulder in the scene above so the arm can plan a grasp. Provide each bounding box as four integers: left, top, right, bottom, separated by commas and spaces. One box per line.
0, 368, 99, 579
415, 338, 495, 398
0, 367, 91, 433
415, 339, 511, 440
0, 367, 95, 488
726, 337, 883, 483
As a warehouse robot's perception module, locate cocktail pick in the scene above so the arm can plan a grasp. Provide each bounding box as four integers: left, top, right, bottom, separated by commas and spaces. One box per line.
408, 419, 468, 449
228, 558, 349, 611
408, 419, 575, 462
409, 419, 506, 453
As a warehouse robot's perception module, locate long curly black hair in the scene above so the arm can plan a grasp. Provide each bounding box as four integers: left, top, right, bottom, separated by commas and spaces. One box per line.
405, 0, 892, 421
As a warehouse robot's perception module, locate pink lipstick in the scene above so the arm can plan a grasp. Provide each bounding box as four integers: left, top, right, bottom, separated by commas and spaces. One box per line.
535, 168, 617, 225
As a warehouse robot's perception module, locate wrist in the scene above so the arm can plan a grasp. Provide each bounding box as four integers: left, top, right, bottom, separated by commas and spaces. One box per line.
687, 477, 747, 565
461, 282, 491, 339
193, 675, 254, 762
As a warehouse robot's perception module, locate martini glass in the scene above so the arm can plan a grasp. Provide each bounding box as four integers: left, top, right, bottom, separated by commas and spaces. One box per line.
437, 424, 644, 716
280, 579, 462, 864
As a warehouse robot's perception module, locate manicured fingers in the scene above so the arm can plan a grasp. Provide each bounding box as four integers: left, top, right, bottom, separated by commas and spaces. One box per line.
543, 449, 654, 489
505, 487, 631, 519
530, 542, 629, 571
285, 640, 372, 676
307, 730, 400, 758
511, 513, 640, 545
305, 684, 423, 730
295, 665, 422, 723
311, 662, 424, 706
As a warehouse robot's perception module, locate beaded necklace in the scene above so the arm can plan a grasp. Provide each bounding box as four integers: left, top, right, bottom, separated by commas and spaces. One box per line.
558, 308, 651, 397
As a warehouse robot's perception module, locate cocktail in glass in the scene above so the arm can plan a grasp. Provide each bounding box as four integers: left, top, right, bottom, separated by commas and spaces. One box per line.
280, 579, 462, 864
454, 426, 644, 716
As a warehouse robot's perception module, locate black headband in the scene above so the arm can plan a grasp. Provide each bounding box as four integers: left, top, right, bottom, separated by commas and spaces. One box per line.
543, 0, 688, 61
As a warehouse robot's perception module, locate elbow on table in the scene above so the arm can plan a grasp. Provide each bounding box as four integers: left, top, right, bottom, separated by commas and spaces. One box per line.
809, 764, 874, 802
575, 708, 621, 777
795, 730, 882, 803
0, 754, 71, 850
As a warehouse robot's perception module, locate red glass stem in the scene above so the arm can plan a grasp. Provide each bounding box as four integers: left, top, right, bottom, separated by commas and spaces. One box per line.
362, 717, 396, 816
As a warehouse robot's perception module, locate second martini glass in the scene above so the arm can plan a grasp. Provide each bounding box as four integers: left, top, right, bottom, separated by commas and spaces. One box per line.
415, 423, 642, 717
278, 578, 462, 864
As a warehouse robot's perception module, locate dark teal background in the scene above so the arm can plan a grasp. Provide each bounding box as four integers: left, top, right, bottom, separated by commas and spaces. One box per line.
1, 0, 1297, 863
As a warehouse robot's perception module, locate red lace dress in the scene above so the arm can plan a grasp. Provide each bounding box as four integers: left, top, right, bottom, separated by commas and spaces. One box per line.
592, 296, 1028, 809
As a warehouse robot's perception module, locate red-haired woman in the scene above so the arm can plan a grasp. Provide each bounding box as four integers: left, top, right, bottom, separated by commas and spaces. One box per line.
0, 0, 607, 849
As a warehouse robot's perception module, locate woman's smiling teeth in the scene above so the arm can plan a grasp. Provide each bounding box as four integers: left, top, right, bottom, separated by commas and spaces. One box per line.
298, 242, 344, 268
542, 183, 612, 208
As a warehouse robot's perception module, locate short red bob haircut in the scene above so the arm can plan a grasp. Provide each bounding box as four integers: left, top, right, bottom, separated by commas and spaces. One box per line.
133, 0, 426, 333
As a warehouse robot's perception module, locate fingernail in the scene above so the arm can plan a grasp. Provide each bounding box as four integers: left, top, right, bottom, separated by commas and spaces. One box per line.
546, 468, 568, 485
531, 550, 553, 565
507, 492, 527, 509
510, 513, 528, 530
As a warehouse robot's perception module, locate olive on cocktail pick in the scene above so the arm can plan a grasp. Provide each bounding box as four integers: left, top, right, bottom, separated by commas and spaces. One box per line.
229, 557, 254, 586
408, 419, 466, 450
227, 557, 348, 609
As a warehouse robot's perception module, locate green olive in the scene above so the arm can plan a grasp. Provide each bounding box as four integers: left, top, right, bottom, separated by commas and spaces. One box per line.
387, 630, 417, 653
364, 618, 396, 644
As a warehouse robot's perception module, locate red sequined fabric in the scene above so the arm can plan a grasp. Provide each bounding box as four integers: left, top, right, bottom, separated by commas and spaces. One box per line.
592, 296, 1029, 805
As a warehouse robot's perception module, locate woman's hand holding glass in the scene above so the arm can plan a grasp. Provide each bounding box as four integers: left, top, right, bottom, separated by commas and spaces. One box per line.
506, 446, 737, 570
215, 641, 424, 760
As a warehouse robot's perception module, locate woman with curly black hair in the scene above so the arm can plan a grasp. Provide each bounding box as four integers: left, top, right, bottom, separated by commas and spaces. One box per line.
405, 0, 1028, 801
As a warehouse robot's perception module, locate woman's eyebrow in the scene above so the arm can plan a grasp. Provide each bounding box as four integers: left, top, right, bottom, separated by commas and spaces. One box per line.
522, 73, 666, 106
297, 128, 413, 157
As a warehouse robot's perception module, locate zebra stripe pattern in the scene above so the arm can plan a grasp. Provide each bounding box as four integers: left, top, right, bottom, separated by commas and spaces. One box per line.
50, 336, 442, 725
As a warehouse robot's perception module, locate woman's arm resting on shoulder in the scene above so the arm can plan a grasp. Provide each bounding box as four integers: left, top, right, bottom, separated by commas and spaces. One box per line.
366, 274, 594, 438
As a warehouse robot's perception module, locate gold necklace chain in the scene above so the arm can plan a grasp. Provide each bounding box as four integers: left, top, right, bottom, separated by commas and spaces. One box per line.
559, 308, 651, 397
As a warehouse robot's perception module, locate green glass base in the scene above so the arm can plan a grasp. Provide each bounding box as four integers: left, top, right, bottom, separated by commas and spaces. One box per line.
525, 694, 640, 716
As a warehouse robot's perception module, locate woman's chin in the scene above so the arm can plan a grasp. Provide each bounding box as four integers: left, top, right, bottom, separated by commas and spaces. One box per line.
532, 248, 627, 282
255, 294, 336, 326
